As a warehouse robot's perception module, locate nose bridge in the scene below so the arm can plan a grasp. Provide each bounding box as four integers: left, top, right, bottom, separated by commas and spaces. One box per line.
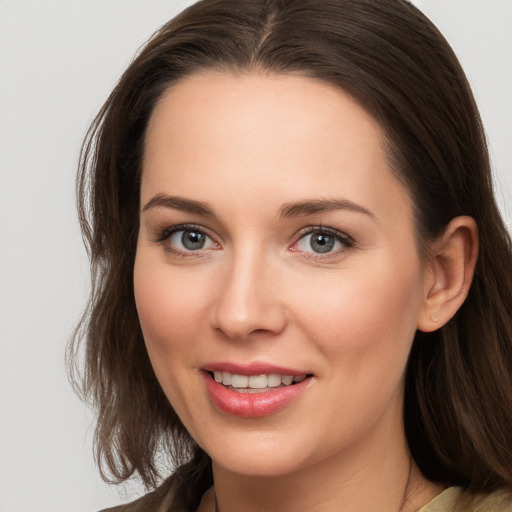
211, 242, 286, 339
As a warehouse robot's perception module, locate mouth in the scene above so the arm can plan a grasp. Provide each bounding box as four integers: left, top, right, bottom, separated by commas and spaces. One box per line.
202, 365, 314, 417
209, 371, 309, 393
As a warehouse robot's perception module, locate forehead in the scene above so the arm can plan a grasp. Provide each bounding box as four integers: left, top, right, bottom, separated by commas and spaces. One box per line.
142, 71, 412, 225
145, 71, 383, 158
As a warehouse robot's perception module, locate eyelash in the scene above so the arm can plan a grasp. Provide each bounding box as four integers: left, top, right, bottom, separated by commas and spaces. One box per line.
153, 223, 355, 259
153, 224, 220, 257
291, 225, 355, 259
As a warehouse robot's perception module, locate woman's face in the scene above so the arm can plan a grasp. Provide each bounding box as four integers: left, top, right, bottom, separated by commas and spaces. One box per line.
134, 72, 431, 477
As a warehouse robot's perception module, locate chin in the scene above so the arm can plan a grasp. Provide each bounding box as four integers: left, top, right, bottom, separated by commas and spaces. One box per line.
198, 428, 318, 478
212, 450, 307, 477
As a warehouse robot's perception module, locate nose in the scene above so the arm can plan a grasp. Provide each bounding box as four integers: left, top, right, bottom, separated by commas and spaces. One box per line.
210, 248, 288, 340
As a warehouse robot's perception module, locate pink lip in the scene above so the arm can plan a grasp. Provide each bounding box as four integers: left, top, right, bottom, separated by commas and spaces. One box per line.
201, 363, 312, 418
203, 361, 305, 376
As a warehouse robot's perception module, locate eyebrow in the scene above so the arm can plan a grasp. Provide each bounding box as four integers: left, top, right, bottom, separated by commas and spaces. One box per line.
279, 199, 375, 220
142, 194, 215, 215
142, 194, 374, 220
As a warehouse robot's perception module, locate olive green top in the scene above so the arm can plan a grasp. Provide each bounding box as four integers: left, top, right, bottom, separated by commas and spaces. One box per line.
102, 485, 511, 512
419, 486, 511, 512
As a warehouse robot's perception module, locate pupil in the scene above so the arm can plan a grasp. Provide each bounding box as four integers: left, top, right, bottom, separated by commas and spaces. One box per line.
311, 232, 334, 253
182, 230, 205, 250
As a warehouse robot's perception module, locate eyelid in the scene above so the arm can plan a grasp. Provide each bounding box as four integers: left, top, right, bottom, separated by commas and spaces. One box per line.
290, 225, 355, 257
153, 223, 220, 255
153, 223, 205, 242
151, 222, 354, 259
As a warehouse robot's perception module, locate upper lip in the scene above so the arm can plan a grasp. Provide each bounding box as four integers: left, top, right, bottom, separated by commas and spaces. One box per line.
202, 361, 309, 376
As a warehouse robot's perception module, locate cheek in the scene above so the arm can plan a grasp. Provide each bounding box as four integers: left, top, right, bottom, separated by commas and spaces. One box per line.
292, 257, 423, 362
133, 251, 216, 424
133, 252, 210, 361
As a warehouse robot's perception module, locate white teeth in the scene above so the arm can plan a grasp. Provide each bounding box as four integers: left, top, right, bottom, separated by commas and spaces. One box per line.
249, 375, 267, 388
231, 374, 249, 388
267, 374, 282, 387
212, 371, 307, 389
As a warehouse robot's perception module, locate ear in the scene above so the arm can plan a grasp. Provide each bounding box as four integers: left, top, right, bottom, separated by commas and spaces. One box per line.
417, 216, 478, 332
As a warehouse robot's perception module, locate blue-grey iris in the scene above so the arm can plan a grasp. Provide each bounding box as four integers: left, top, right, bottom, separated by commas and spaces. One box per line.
182, 230, 205, 250
310, 232, 335, 253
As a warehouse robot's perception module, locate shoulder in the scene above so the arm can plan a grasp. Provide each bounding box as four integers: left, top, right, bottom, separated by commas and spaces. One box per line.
420, 486, 512, 512
99, 483, 176, 512
468, 488, 512, 512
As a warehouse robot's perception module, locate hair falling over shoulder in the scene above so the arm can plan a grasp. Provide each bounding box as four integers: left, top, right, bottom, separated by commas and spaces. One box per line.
68, 1, 512, 510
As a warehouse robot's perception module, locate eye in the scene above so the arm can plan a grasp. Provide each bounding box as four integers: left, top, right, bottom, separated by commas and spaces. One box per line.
170, 229, 214, 251
294, 228, 354, 255
155, 224, 219, 254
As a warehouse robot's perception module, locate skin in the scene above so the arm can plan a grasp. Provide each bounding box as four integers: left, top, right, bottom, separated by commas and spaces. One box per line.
134, 72, 476, 512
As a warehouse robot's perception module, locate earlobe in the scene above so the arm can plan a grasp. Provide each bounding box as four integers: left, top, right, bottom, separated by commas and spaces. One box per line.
417, 216, 478, 333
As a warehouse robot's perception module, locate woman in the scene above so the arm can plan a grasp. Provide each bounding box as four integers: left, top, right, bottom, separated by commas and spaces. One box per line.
69, 0, 512, 510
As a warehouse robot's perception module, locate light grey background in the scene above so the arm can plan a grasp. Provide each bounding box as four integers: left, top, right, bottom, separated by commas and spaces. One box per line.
0, 1, 510, 511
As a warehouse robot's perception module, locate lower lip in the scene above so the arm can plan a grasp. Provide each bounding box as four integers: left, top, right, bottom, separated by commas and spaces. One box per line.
203, 373, 311, 418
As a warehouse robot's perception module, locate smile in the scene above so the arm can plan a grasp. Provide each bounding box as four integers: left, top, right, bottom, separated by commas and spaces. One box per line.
203, 366, 313, 418
212, 371, 307, 392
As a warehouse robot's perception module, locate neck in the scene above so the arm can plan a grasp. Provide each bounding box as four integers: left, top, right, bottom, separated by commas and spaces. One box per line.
210, 424, 441, 512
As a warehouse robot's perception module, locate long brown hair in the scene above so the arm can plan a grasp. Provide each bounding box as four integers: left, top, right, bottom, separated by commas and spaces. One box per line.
69, 0, 512, 509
